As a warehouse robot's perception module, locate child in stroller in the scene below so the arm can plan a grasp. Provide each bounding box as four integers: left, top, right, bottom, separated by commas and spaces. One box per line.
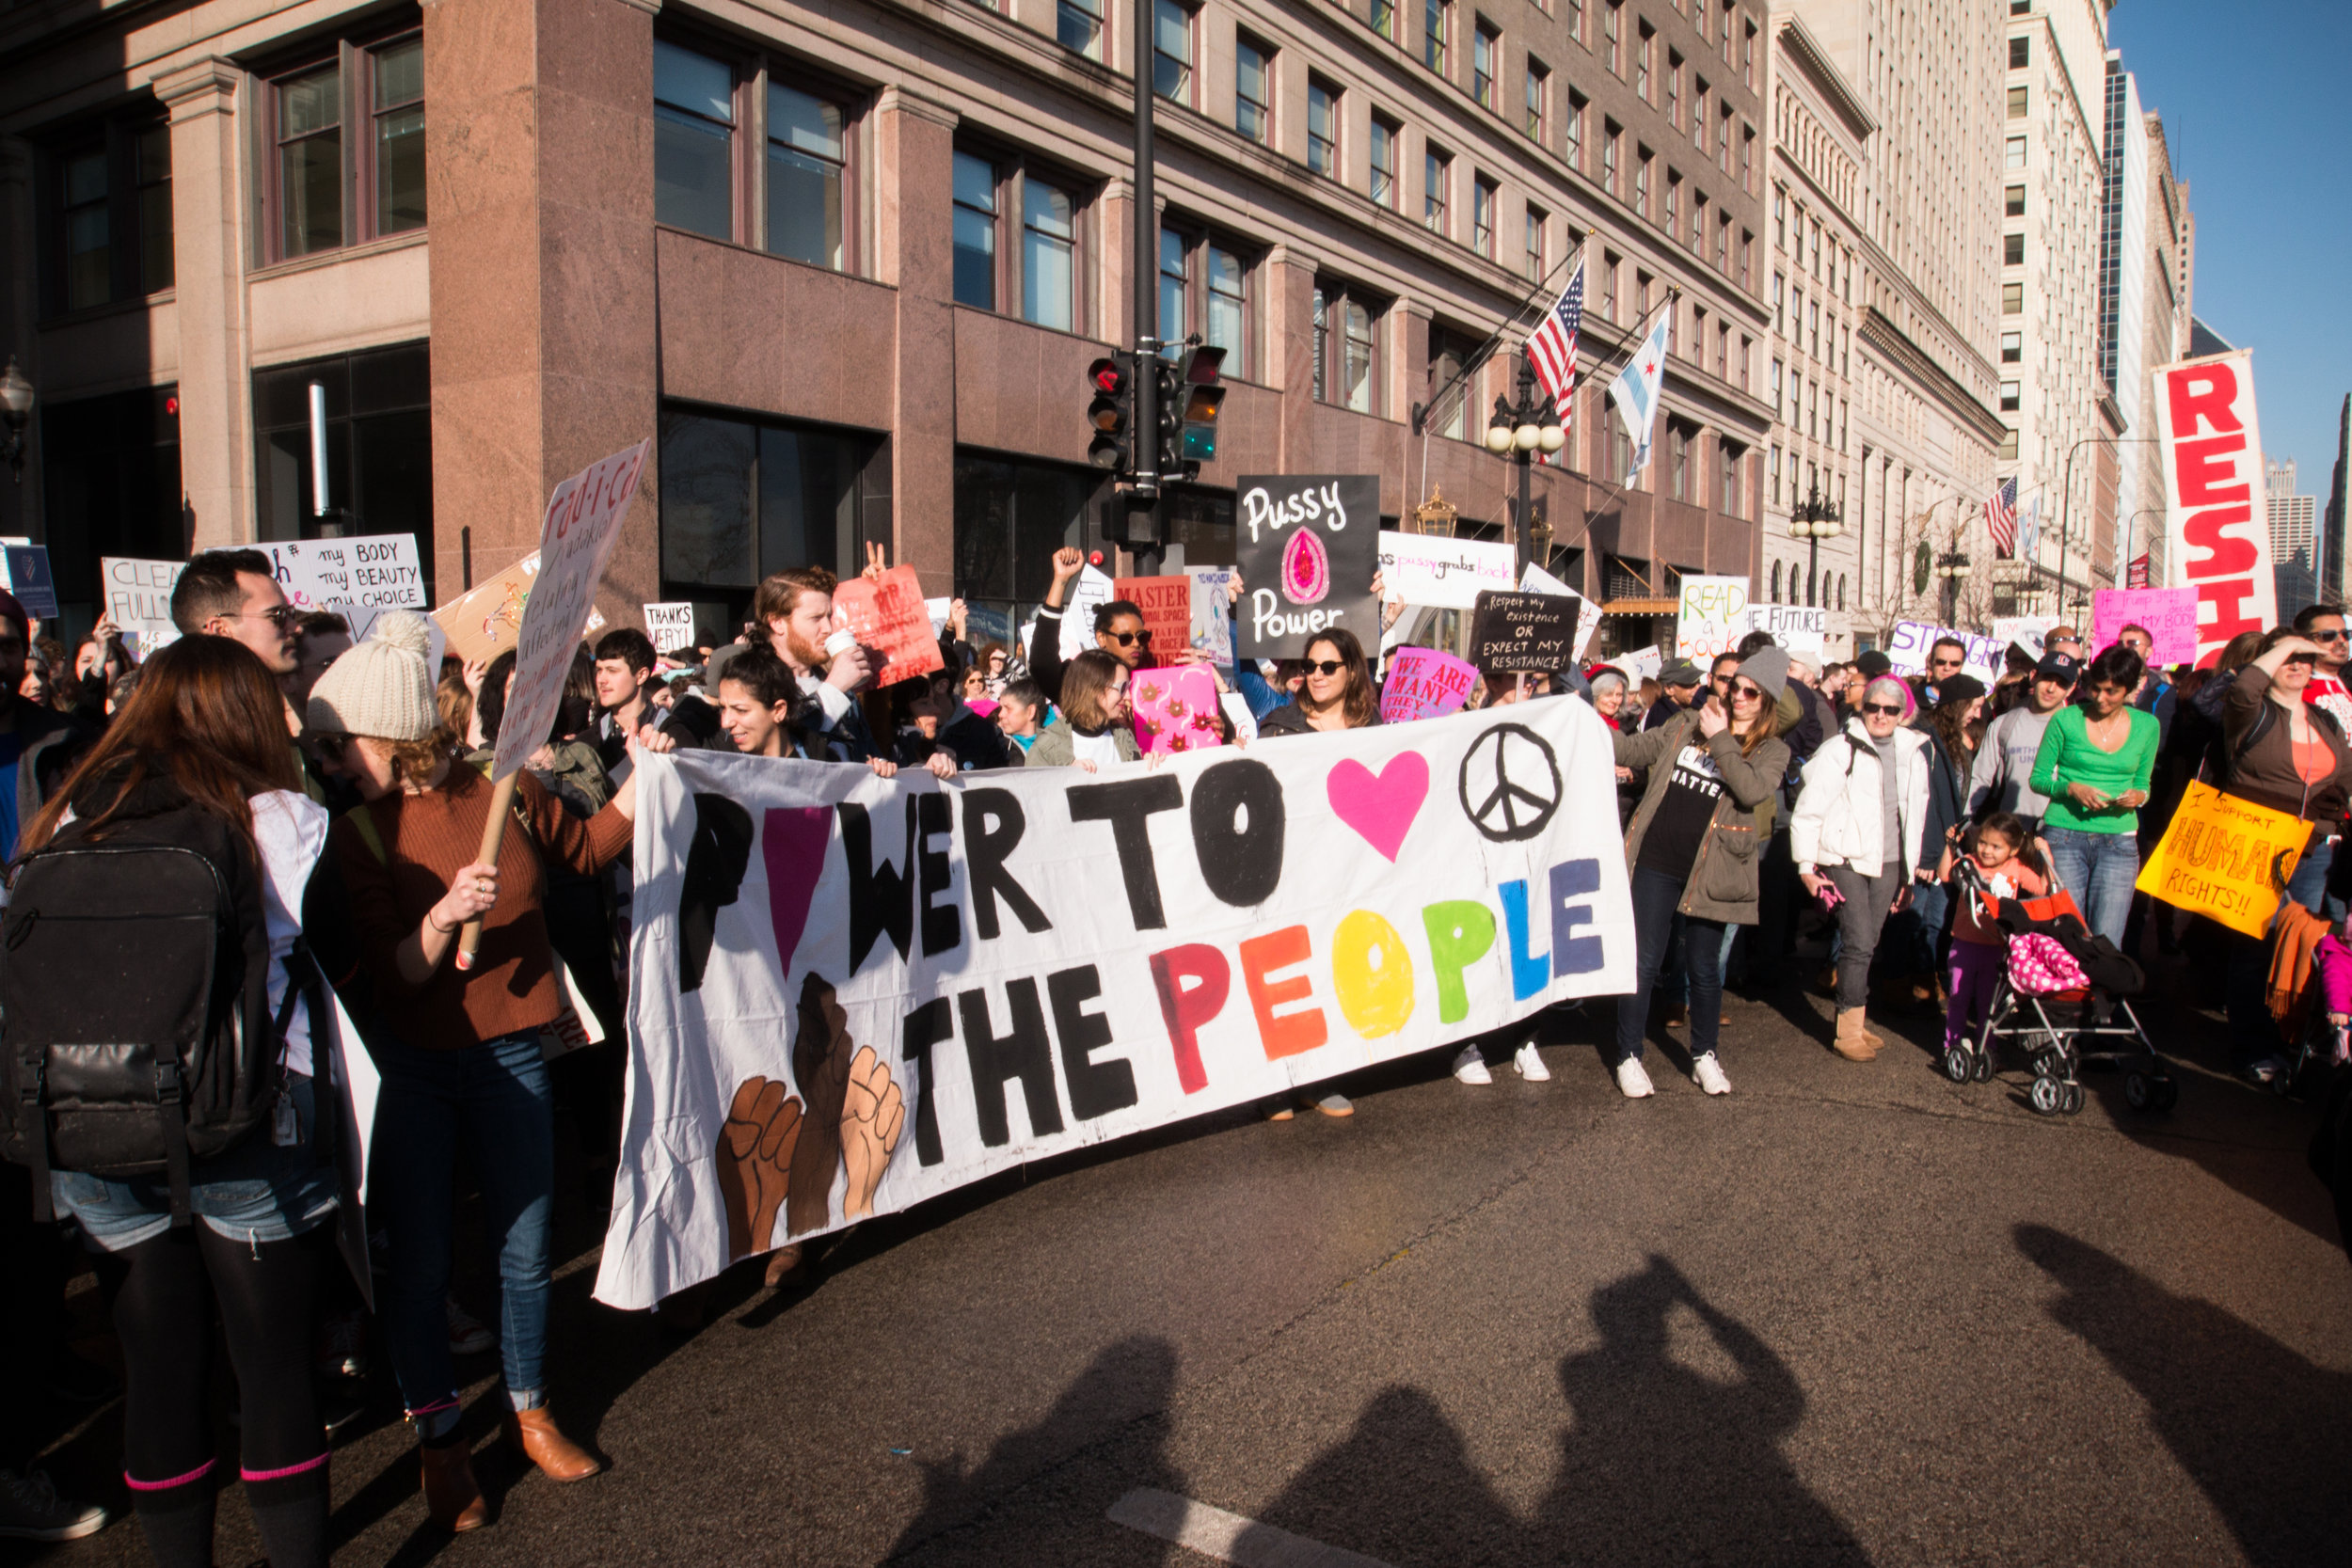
1938, 814, 2046, 1069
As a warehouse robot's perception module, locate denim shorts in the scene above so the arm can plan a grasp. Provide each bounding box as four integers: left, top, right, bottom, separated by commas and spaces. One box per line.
51, 1074, 341, 1253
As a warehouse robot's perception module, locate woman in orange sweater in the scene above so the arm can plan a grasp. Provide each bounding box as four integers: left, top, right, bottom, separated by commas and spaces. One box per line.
306, 613, 644, 1533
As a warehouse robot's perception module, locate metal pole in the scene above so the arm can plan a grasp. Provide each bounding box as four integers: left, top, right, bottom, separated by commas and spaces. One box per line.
1131, 0, 1158, 500
1514, 360, 1534, 578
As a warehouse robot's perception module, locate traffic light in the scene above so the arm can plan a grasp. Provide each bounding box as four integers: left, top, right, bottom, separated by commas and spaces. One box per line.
1155, 345, 1227, 481
1086, 355, 1132, 472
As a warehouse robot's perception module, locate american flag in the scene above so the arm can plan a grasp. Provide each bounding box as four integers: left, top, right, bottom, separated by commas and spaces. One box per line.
1984, 477, 2019, 559
1523, 261, 1584, 467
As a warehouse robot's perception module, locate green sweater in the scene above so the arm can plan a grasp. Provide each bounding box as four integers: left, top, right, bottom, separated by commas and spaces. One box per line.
2029, 705, 2158, 833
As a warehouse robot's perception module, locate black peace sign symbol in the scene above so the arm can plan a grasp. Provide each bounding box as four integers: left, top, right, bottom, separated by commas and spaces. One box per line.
1457, 722, 1563, 843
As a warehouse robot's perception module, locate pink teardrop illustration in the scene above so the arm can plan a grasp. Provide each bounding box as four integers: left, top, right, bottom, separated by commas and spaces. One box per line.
1281, 526, 1331, 605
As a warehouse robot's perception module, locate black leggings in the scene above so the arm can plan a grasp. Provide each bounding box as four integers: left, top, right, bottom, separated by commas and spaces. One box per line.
97, 1224, 329, 1568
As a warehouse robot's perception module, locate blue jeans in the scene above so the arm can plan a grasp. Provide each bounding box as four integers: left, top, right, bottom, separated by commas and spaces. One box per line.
1907, 879, 1951, 977
52, 1075, 338, 1253
372, 1031, 553, 1429
2042, 827, 2139, 949
1619, 866, 1724, 1064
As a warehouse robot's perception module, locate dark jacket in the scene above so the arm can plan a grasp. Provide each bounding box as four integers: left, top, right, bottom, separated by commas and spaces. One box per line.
895, 706, 1015, 772
1256, 701, 1381, 738
6, 697, 93, 858
1612, 708, 1791, 924
2220, 666, 2352, 827
1920, 724, 1975, 868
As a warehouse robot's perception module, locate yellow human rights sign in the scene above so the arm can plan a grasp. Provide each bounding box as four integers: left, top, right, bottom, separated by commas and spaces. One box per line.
2134, 781, 2310, 938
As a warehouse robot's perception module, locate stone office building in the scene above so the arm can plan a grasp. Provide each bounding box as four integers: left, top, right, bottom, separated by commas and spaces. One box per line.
1, 0, 1779, 650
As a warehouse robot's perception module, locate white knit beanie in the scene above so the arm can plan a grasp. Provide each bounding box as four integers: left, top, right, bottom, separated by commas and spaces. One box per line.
308, 610, 437, 741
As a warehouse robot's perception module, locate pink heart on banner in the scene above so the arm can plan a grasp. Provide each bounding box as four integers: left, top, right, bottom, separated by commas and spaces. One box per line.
1326, 752, 1430, 863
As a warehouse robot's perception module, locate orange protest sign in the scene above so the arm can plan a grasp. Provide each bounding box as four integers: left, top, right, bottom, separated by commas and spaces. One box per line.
2133, 780, 2308, 938
831, 565, 946, 689
1114, 576, 1191, 662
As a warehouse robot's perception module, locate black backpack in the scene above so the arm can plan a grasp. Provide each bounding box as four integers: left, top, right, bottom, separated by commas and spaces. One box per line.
2, 797, 303, 1224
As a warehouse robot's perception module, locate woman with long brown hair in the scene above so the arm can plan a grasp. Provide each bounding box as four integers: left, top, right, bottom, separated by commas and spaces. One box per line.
1022, 649, 1143, 769
1905, 675, 1988, 999
1257, 628, 1380, 736
26, 636, 338, 1568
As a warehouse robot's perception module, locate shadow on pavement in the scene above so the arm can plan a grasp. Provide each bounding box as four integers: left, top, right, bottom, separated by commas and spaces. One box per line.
2018, 1223, 2352, 1566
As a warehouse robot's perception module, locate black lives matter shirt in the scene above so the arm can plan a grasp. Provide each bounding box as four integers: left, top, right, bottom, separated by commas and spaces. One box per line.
1636, 743, 1724, 882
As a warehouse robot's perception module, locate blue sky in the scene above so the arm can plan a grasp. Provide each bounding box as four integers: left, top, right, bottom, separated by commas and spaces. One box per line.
2106, 0, 2350, 494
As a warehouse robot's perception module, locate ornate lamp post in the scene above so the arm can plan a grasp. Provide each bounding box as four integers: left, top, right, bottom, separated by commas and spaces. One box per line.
1485, 358, 1564, 576
1788, 479, 1842, 607
1935, 547, 1972, 627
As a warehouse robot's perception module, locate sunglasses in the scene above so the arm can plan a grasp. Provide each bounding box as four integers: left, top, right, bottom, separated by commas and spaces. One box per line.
1729, 683, 1765, 702
237, 607, 299, 629
1107, 629, 1154, 647
2312, 628, 2350, 642
1306, 659, 1351, 676
1862, 701, 1905, 717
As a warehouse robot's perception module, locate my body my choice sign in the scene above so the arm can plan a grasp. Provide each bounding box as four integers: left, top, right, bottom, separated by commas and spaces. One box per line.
595, 701, 1634, 1309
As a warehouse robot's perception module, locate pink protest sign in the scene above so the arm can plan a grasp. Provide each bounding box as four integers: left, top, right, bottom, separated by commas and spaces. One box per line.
1129, 666, 1225, 755
1378, 646, 1480, 723
2092, 587, 2198, 666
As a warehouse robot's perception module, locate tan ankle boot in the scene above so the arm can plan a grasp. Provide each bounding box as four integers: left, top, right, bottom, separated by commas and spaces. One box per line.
1834, 1007, 1881, 1062
421, 1440, 488, 1531
504, 1407, 605, 1482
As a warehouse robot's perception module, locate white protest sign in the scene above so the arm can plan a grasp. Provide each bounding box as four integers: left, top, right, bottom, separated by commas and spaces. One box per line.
1992, 615, 2058, 658
260, 534, 424, 612
1740, 604, 1827, 664
101, 557, 185, 651
1886, 621, 2002, 684
644, 602, 698, 655
1190, 569, 1235, 667
1615, 644, 1663, 684
491, 441, 651, 783
1376, 531, 1518, 610
1059, 564, 1115, 660
1675, 575, 1751, 660
1520, 562, 1603, 658
594, 700, 1635, 1310
926, 597, 954, 637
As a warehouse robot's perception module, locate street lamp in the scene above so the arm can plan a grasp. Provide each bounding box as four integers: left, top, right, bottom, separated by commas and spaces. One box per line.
1935, 547, 1972, 627
1787, 479, 1843, 608
1486, 357, 1565, 575
0, 357, 33, 485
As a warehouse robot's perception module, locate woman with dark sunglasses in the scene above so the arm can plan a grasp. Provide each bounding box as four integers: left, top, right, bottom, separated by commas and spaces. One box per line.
1790, 673, 1931, 1064
1256, 629, 1381, 736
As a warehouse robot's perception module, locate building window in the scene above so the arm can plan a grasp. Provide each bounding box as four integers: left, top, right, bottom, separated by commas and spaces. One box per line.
1159, 226, 1188, 343
1721, 439, 1741, 513
1525, 204, 1547, 281
1692, 77, 1707, 148
274, 62, 344, 256
768, 80, 849, 270
1373, 0, 1395, 41
253, 343, 435, 589
1769, 444, 1780, 504
1604, 0, 1621, 74
1772, 272, 1784, 330
654, 40, 734, 241
953, 150, 999, 308
1154, 0, 1194, 102
40, 386, 183, 625
1525, 60, 1548, 140
1428, 326, 1480, 438
2006, 183, 2026, 216
2004, 231, 2025, 265
1999, 427, 2019, 460
2002, 280, 2023, 313
1474, 24, 1499, 109
1205, 242, 1248, 366
1601, 251, 1619, 319
1714, 213, 1728, 272
1742, 20, 1756, 87
1159, 230, 1253, 373
1771, 560, 1782, 602
1740, 124, 1754, 191
2000, 381, 2021, 412
2010, 35, 2029, 68
1669, 423, 1690, 500
1309, 78, 1340, 174
1425, 0, 1451, 75
1739, 333, 1751, 391
1718, 102, 1733, 171
1058, 0, 1104, 58
264, 32, 430, 262
1313, 283, 1382, 414
955, 455, 1106, 644
1663, 171, 1678, 236
1472, 176, 1496, 257
1565, 91, 1586, 168
2007, 85, 2027, 119
2001, 330, 2022, 363
372, 37, 425, 239
1807, 298, 1819, 356
44, 117, 172, 313
1566, 0, 1581, 42
1772, 185, 1785, 248
1371, 116, 1401, 205
1666, 50, 1681, 126
1636, 24, 1654, 100
1235, 37, 1273, 142
1633, 149, 1650, 218
2006, 135, 2026, 169
1715, 320, 1727, 377
1770, 356, 1782, 408
1424, 147, 1451, 234
1023, 178, 1079, 331
1740, 230, 1753, 288
1601, 123, 1620, 196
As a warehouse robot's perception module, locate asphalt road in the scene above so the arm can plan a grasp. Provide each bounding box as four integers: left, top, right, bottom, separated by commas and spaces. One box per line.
18, 962, 2351, 1568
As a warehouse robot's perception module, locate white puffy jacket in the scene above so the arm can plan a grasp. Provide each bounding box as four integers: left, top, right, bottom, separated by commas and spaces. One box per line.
1789, 719, 1931, 879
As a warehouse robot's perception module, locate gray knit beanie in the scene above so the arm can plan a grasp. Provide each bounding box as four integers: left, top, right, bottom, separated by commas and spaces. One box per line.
308, 610, 437, 740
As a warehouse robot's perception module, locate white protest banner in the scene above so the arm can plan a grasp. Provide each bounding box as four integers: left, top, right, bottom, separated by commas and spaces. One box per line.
1520, 562, 1603, 658
1189, 569, 1235, 666
1376, 531, 1518, 610
101, 557, 185, 650
260, 533, 425, 612
1059, 565, 1115, 659
1740, 604, 1826, 664
644, 601, 698, 655
2153, 349, 2271, 666
1886, 621, 2002, 684
1615, 644, 1662, 684
1675, 575, 1751, 660
492, 441, 651, 784
594, 702, 1634, 1309
1992, 615, 2058, 658
2, 545, 59, 621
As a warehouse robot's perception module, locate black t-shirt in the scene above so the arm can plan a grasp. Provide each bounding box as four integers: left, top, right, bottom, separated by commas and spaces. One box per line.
1637, 742, 1725, 881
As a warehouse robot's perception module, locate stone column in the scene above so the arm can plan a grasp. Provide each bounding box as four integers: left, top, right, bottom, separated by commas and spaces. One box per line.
153, 58, 250, 550
873, 86, 959, 592
1262, 243, 1316, 470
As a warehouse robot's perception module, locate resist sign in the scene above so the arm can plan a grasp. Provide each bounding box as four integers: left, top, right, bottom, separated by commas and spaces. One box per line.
2154, 350, 2273, 666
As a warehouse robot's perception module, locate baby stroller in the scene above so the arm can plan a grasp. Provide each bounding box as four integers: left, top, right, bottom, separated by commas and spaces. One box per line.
1940, 860, 2179, 1117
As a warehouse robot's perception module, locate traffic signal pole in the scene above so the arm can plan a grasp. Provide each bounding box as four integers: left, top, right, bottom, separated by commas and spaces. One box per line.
1131, 0, 1158, 501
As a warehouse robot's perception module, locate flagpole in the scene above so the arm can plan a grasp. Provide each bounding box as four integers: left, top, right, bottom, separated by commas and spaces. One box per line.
1549, 289, 1681, 557
1411, 230, 1595, 440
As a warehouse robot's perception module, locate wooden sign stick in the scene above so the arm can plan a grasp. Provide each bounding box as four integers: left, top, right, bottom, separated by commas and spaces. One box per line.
454, 771, 521, 972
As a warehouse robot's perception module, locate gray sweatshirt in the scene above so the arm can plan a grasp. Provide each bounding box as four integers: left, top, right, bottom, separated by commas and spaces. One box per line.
1968, 704, 2057, 822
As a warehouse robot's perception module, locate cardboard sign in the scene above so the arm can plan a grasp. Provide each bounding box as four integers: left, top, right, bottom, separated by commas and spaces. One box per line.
1469, 590, 1579, 673
2135, 780, 2306, 938
2154, 350, 2273, 666
1886, 621, 2002, 685
2, 545, 58, 620
1129, 665, 1225, 755
831, 565, 946, 690
1189, 568, 1235, 666
261, 533, 425, 612
435, 556, 537, 665
2092, 587, 2198, 666
1741, 604, 1826, 663
1114, 576, 1193, 665
100, 556, 185, 651
1058, 564, 1116, 660
1675, 575, 1751, 660
1992, 615, 2058, 658
593, 701, 1636, 1310
1520, 562, 1602, 658
492, 440, 651, 784
1376, 531, 1517, 610
644, 602, 698, 656
1379, 646, 1481, 722
1234, 474, 1381, 657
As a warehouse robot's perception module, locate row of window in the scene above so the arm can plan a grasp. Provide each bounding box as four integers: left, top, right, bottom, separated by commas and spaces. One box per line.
1766, 559, 1847, 610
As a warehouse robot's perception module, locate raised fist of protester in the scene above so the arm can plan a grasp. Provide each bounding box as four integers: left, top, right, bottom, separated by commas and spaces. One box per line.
716, 1077, 802, 1260
838, 1046, 905, 1221
1050, 546, 1086, 586
430, 861, 501, 933
788, 975, 862, 1236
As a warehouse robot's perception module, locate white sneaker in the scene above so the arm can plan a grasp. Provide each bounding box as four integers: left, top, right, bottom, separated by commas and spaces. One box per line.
1452, 1045, 1493, 1085
1513, 1040, 1551, 1081
1693, 1053, 1732, 1096
1614, 1055, 1655, 1099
